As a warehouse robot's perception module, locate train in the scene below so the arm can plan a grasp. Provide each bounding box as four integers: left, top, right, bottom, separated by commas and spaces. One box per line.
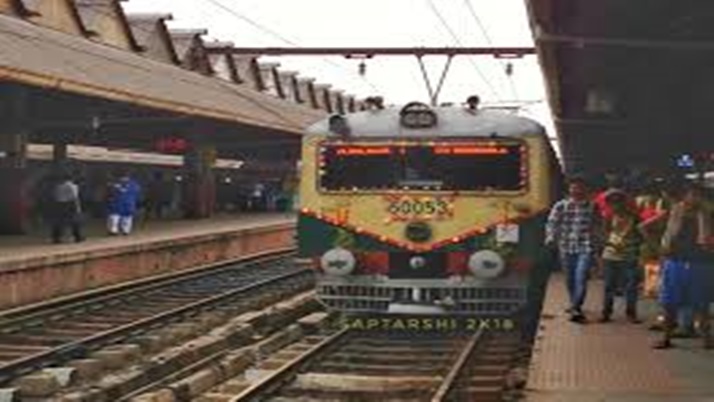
297, 100, 561, 317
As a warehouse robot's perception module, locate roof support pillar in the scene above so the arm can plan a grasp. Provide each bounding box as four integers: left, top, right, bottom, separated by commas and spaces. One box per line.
0, 85, 31, 234
182, 140, 216, 219
0, 132, 30, 234
0, 131, 27, 169
53, 140, 68, 166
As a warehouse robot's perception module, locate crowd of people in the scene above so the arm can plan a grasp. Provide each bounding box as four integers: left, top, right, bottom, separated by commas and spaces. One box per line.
42, 168, 295, 244
546, 173, 712, 349
42, 164, 712, 351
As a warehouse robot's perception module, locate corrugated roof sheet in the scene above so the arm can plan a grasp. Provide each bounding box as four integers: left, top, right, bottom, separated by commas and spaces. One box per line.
126, 13, 178, 65
0, 14, 325, 134
75, 0, 140, 51
126, 18, 154, 50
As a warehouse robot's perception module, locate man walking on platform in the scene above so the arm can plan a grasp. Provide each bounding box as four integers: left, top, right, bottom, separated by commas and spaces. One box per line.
655, 184, 712, 349
546, 177, 601, 323
599, 190, 643, 323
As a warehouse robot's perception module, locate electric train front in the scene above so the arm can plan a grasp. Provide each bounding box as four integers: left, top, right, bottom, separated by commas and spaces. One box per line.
298, 102, 555, 316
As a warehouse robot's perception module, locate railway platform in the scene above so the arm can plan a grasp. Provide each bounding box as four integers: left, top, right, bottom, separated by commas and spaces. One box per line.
526, 274, 714, 402
0, 213, 295, 310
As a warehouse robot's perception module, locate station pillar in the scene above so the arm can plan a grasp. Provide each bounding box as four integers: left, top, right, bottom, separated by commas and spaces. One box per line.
182, 142, 216, 219
53, 140, 68, 165
0, 132, 30, 234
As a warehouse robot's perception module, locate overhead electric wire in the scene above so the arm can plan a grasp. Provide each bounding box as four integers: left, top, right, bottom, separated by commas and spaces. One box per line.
462, 0, 519, 100
424, 0, 501, 100
201, 0, 299, 46
461, 0, 494, 45
201, 0, 381, 94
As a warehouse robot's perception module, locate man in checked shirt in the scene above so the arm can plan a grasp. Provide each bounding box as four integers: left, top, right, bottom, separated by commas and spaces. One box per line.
546, 176, 603, 323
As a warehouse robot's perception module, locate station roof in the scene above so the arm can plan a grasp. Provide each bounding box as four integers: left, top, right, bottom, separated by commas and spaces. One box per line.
525, 0, 714, 176
0, 13, 325, 136
125, 13, 180, 65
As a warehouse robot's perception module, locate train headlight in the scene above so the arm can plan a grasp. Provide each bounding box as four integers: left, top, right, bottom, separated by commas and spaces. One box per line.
320, 248, 356, 276
468, 250, 505, 279
410, 256, 426, 269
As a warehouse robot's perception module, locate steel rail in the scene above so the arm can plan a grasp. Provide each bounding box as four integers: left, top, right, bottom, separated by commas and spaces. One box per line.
229, 328, 351, 401
116, 290, 318, 402
0, 248, 294, 329
430, 328, 486, 402
0, 263, 310, 385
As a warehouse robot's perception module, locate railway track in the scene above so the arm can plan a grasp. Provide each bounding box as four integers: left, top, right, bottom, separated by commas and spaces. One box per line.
0, 249, 314, 386
229, 324, 522, 402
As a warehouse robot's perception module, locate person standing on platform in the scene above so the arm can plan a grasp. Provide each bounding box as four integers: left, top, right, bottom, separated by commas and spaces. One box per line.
599, 190, 644, 323
546, 176, 602, 323
593, 173, 637, 280
107, 172, 142, 236
639, 180, 683, 332
251, 182, 265, 212
50, 174, 84, 244
636, 180, 669, 298
655, 183, 712, 349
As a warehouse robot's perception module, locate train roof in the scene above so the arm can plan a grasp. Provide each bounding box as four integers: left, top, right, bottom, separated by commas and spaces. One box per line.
305, 106, 546, 139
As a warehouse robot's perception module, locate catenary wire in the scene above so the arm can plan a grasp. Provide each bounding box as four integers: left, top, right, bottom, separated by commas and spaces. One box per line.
462, 0, 519, 100
424, 0, 501, 101
201, 0, 381, 94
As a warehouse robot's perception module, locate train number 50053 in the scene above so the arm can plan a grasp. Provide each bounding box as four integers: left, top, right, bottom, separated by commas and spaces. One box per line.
386, 197, 452, 219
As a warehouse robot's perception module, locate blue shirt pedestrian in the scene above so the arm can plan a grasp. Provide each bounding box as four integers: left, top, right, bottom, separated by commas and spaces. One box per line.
108, 177, 141, 217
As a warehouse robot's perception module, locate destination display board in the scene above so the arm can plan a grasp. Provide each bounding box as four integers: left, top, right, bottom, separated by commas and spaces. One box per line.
318, 141, 525, 192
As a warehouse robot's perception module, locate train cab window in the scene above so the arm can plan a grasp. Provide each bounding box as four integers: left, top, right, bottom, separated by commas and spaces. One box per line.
318, 141, 525, 192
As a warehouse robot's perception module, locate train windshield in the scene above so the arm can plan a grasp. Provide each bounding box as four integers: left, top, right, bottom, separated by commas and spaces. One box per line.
318, 141, 525, 192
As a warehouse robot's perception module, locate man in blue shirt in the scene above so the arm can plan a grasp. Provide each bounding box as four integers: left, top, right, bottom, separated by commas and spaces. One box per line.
546, 177, 602, 323
655, 184, 711, 349
107, 173, 142, 235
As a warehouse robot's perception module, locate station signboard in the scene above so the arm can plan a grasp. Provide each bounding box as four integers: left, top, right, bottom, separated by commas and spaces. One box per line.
155, 137, 189, 154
